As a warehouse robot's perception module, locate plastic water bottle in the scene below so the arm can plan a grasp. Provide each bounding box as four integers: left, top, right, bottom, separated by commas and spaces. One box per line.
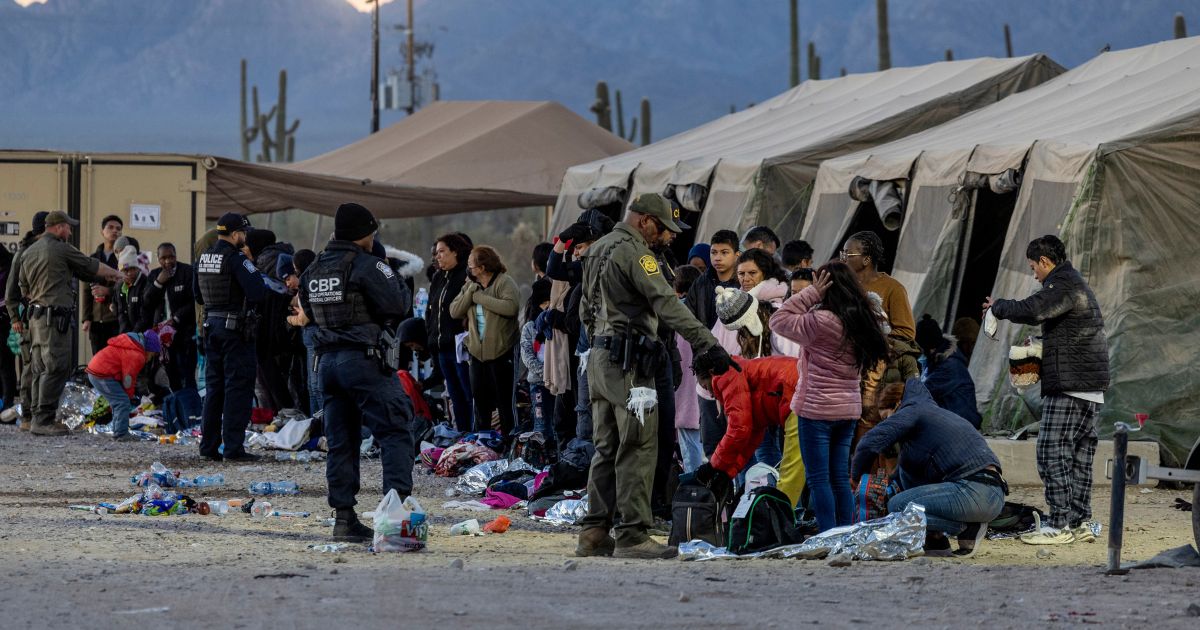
274, 451, 317, 462
414, 287, 429, 319
205, 500, 230, 515
266, 510, 311, 518
249, 481, 300, 496
192, 474, 225, 487
250, 500, 273, 517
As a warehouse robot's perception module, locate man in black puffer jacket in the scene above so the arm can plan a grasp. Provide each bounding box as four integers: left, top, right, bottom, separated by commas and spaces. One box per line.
985, 234, 1109, 545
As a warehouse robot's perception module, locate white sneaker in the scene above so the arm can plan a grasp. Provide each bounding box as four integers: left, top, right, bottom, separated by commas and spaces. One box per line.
1073, 521, 1099, 543
1019, 513, 1076, 545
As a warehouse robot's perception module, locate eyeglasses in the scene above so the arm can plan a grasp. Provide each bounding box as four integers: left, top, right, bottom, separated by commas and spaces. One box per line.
839, 250, 866, 260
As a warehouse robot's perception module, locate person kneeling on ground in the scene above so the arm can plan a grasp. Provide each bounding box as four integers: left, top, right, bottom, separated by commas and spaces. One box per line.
852, 379, 1007, 558
692, 355, 805, 508
86, 330, 162, 441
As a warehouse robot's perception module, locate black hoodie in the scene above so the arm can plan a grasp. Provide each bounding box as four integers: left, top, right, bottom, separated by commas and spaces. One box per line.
425, 263, 469, 352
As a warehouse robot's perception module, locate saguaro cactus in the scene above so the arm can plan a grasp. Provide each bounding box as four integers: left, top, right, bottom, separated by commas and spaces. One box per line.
1175, 13, 1187, 39
590, 81, 613, 132
808, 42, 821, 80
877, 0, 891, 70
241, 62, 300, 163
1004, 24, 1013, 57
640, 98, 651, 147
945, 48, 954, 61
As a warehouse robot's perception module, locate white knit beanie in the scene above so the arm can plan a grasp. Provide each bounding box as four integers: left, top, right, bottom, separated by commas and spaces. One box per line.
117, 245, 140, 271
715, 287, 762, 337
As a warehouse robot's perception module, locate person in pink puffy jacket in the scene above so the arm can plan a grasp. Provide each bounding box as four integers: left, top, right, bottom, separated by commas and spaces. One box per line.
769, 262, 890, 532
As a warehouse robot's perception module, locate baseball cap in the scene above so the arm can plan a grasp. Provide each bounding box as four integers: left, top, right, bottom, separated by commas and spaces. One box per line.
629, 194, 689, 233
216, 212, 251, 234
44, 210, 80, 227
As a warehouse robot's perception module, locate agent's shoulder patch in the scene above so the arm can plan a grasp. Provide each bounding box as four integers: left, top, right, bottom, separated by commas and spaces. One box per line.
638, 254, 660, 276
242, 259, 258, 275
375, 260, 395, 279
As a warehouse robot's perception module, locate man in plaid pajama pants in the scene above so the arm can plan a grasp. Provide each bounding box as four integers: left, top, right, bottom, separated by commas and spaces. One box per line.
985, 235, 1109, 545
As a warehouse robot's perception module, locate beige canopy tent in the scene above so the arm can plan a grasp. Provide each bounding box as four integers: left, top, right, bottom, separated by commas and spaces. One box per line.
550, 54, 1063, 239
206, 100, 634, 218
805, 36, 1200, 466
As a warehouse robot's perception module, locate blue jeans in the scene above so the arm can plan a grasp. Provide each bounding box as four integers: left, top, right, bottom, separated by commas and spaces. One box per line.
797, 417, 855, 532
753, 425, 783, 468
888, 479, 1006, 536
88, 374, 132, 437
435, 349, 473, 432
574, 359, 593, 441
302, 326, 323, 417
677, 428, 704, 473
531, 383, 556, 441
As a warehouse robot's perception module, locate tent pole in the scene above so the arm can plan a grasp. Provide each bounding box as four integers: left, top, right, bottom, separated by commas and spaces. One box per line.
312, 213, 323, 250
544, 205, 552, 239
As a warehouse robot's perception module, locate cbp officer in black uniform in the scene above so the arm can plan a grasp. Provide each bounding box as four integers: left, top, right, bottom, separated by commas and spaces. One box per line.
194, 213, 267, 461
300, 202, 416, 540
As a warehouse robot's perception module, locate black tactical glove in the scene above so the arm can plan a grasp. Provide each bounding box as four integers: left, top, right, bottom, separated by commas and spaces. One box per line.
694, 463, 733, 499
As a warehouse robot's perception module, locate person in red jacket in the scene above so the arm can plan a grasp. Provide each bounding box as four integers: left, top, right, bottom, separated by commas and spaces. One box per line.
692, 355, 806, 506
86, 330, 161, 441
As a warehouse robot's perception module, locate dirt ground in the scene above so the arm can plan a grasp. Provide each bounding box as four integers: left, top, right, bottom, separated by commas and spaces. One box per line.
2, 424, 1198, 629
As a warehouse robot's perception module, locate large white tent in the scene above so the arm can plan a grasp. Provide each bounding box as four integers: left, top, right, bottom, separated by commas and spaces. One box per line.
804, 37, 1200, 466
550, 54, 1062, 239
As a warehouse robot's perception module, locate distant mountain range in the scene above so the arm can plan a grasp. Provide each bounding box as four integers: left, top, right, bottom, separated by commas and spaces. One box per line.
2, 0, 1197, 160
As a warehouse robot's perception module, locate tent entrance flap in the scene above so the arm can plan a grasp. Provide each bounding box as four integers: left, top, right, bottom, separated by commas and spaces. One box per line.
945, 186, 1019, 328
848, 176, 905, 231
839, 200, 901, 274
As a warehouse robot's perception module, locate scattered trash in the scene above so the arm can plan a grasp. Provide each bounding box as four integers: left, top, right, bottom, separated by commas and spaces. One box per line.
249, 481, 301, 496
264, 510, 311, 518
447, 458, 534, 496
678, 592, 691, 603
482, 515, 511, 533
442, 500, 493, 511
533, 496, 589, 526
58, 381, 100, 430
309, 544, 351, 553
130, 462, 223, 488
450, 519, 483, 536
1139, 488, 1153, 494
448, 558, 464, 569
562, 560, 577, 571
274, 451, 326, 462
250, 501, 273, 517
679, 503, 927, 561
371, 489, 427, 552
1036, 549, 1055, 560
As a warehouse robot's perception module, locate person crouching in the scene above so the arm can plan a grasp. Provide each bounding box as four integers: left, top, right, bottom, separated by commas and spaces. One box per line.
852, 379, 1007, 557
692, 354, 806, 508
86, 330, 162, 441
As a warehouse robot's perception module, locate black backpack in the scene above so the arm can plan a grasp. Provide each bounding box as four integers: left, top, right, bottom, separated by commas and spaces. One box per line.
726, 486, 802, 554
668, 482, 729, 546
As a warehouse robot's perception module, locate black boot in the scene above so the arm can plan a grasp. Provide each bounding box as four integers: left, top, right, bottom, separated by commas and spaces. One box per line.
332, 508, 374, 541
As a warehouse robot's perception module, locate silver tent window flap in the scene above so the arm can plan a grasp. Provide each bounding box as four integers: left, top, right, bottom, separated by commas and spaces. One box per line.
848, 176, 905, 231
662, 182, 709, 213
577, 186, 627, 210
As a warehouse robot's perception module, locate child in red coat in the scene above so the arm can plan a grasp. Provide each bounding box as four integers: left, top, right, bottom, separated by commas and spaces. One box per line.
86, 330, 160, 441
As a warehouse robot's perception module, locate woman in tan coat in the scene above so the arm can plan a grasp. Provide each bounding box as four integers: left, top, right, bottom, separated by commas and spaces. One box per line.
450, 245, 521, 436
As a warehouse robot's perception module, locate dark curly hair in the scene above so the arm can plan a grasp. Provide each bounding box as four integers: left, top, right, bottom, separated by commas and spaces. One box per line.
848, 230, 886, 269
816, 261, 890, 375
435, 233, 472, 268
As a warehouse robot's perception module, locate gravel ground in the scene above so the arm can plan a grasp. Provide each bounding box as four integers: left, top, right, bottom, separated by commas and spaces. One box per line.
2, 424, 1199, 629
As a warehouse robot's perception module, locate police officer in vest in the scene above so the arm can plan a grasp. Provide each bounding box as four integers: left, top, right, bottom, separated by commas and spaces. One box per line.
194, 213, 266, 461
300, 202, 415, 541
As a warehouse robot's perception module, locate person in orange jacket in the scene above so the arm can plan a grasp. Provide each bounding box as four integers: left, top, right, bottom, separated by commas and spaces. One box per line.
693, 354, 806, 506
86, 330, 161, 441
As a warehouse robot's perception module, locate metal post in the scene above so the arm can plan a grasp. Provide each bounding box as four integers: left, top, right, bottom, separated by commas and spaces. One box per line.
406, 0, 415, 115
1106, 424, 1129, 574
370, 0, 380, 133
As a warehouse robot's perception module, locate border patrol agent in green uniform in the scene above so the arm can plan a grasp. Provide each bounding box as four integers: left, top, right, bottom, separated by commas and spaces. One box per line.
575, 194, 735, 559
17, 210, 122, 435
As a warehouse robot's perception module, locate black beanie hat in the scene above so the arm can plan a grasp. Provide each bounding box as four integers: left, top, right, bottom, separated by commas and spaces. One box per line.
916, 313, 944, 353
245, 229, 276, 259
334, 202, 378, 241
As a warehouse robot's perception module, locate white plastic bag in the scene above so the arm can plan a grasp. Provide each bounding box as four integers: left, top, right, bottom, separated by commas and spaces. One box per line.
372, 489, 428, 552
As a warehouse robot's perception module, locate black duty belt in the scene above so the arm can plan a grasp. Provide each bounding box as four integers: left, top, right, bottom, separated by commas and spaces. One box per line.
28, 304, 72, 319
205, 311, 242, 320
592, 335, 620, 350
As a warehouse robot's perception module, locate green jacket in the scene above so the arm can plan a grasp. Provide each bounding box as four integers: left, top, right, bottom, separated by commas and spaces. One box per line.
580, 222, 715, 351
449, 271, 520, 362
17, 233, 101, 309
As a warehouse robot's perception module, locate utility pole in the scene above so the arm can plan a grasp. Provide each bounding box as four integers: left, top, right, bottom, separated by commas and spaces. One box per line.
406, 0, 415, 116
370, 0, 381, 133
